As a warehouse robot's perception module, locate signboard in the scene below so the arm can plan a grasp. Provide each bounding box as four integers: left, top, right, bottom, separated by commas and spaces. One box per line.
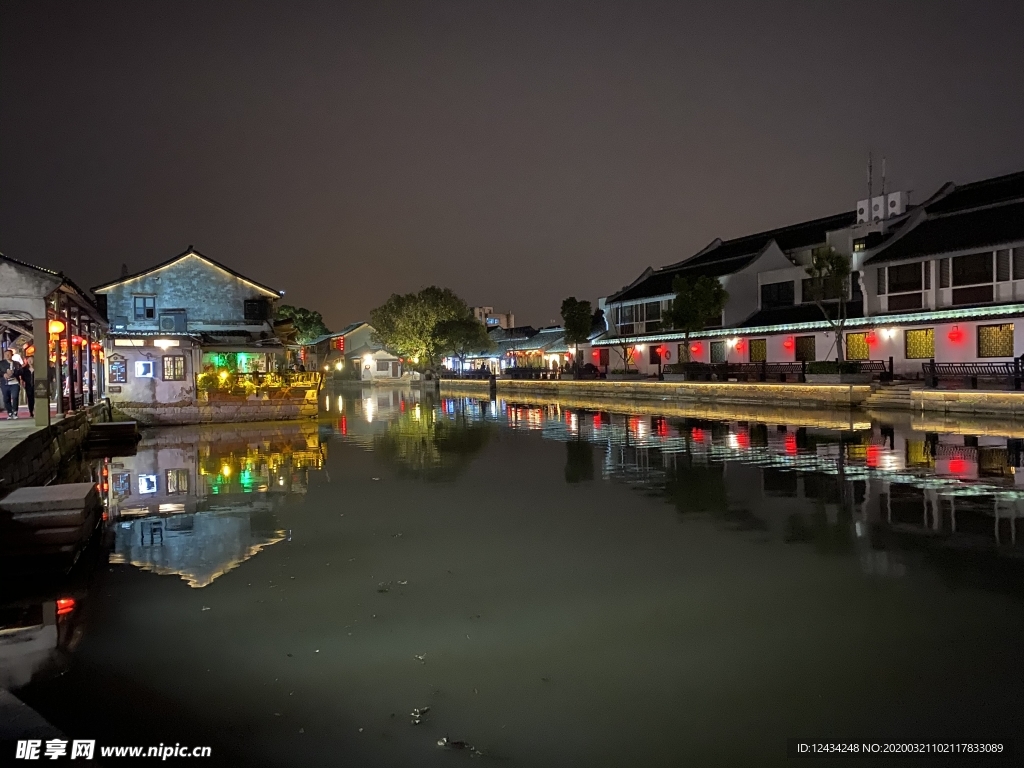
109, 359, 127, 383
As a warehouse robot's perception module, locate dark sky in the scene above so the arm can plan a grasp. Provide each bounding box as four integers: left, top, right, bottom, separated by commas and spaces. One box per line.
3, 1, 1023, 329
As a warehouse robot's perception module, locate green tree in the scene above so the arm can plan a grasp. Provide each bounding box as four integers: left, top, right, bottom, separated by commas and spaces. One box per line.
804, 246, 852, 361
560, 297, 593, 373
664, 274, 729, 362
275, 305, 330, 344
436, 316, 495, 373
369, 286, 470, 370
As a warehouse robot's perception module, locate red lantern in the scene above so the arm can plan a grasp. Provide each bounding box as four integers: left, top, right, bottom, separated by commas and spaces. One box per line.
865, 331, 877, 345
71, 335, 83, 347
783, 337, 794, 350
948, 325, 963, 342
334, 336, 345, 352
690, 342, 702, 356
90, 341, 102, 352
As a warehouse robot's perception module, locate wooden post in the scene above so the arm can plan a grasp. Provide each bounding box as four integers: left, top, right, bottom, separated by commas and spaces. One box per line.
64, 304, 75, 412
928, 357, 937, 388
31, 317, 50, 427
86, 322, 95, 405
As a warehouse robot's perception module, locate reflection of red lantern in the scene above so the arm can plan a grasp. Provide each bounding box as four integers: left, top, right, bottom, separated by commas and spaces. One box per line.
784, 433, 797, 455
948, 457, 966, 474
783, 337, 795, 350
866, 444, 879, 467
948, 325, 963, 342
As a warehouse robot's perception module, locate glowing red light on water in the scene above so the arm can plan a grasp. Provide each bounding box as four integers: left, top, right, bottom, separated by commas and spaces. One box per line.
102, 512, 108, 522
948, 457, 967, 474
691, 427, 705, 442
56, 598, 76, 616
735, 431, 749, 448
784, 433, 797, 455
656, 419, 669, 437
593, 413, 602, 428
339, 416, 348, 435
866, 444, 880, 467
400, 400, 406, 412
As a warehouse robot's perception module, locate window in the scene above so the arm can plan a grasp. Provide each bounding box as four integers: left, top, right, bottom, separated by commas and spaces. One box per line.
795, 335, 816, 361
760, 281, 794, 309
888, 262, 922, 293
749, 338, 767, 363
710, 340, 726, 363
978, 323, 1014, 358
905, 328, 934, 359
133, 296, 156, 320
876, 267, 886, 295
165, 469, 189, 495
997, 250, 1011, 282
1014, 248, 1024, 281
644, 301, 661, 322
376, 360, 390, 372
111, 472, 131, 497
923, 262, 931, 290
134, 360, 155, 378
802, 277, 845, 303
648, 346, 662, 365
162, 355, 186, 381
888, 293, 923, 311
598, 348, 609, 367
952, 252, 993, 286
939, 258, 951, 288
244, 299, 270, 323
952, 285, 994, 305
845, 333, 869, 361
108, 359, 127, 383
850, 270, 863, 303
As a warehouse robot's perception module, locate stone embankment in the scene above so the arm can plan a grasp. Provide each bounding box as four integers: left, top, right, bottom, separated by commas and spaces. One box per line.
0, 401, 111, 494
112, 396, 318, 425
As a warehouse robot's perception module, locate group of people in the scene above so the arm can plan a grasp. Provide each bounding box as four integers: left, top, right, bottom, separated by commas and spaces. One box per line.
0, 349, 35, 420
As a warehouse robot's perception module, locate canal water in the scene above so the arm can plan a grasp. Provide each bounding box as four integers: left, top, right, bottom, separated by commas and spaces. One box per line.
6, 387, 1024, 766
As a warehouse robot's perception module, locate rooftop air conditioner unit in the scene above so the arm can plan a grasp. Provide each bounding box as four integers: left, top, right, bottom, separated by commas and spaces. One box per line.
856, 199, 869, 224
887, 191, 905, 217
871, 196, 886, 222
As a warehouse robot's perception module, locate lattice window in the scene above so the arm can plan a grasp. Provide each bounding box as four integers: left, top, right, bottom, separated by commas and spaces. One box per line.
162, 355, 186, 381
905, 328, 934, 359
845, 333, 869, 361
795, 335, 815, 362
710, 340, 726, 363
978, 323, 1014, 358
997, 250, 1011, 282
1014, 248, 1024, 281
939, 258, 951, 288
749, 338, 767, 363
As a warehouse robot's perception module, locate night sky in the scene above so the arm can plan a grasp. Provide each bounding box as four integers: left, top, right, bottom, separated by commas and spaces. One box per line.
3, 1, 1023, 330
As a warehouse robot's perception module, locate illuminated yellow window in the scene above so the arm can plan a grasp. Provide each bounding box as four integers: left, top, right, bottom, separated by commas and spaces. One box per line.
845, 333, 869, 360
905, 440, 934, 468
749, 339, 767, 362
978, 323, 1014, 358
905, 328, 934, 359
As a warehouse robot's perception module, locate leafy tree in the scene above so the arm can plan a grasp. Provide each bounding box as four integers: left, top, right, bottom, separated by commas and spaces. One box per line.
275, 305, 330, 344
369, 286, 470, 370
804, 246, 852, 361
664, 274, 729, 361
560, 297, 593, 373
436, 316, 495, 373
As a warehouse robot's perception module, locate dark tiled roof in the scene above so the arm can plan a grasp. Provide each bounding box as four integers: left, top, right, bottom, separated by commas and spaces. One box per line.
922, 170, 1024, 215
739, 302, 864, 328
864, 201, 1024, 264
92, 248, 281, 297
608, 210, 856, 304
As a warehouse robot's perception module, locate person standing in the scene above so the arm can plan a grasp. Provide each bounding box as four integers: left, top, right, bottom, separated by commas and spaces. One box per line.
1, 349, 22, 419
19, 355, 35, 418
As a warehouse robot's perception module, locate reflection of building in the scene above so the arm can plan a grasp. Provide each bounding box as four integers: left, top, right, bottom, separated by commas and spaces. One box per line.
105, 422, 322, 587
111, 510, 285, 588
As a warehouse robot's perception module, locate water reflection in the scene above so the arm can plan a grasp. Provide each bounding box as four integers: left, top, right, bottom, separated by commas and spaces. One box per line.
105, 422, 322, 587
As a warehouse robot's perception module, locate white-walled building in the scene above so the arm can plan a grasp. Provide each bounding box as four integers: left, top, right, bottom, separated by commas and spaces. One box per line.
596, 170, 1024, 377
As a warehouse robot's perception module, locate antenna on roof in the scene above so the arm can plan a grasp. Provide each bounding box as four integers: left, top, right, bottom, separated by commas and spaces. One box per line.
120, 263, 128, 277
867, 152, 872, 203
187, 244, 194, 251
881, 157, 887, 219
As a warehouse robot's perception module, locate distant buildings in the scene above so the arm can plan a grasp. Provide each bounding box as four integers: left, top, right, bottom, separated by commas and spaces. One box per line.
303, 322, 406, 382
596, 169, 1024, 376
472, 306, 515, 330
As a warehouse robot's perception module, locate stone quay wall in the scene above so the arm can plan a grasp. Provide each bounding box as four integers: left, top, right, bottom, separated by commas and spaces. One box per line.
440, 378, 872, 409
0, 401, 111, 494
112, 398, 318, 425
911, 389, 1024, 417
